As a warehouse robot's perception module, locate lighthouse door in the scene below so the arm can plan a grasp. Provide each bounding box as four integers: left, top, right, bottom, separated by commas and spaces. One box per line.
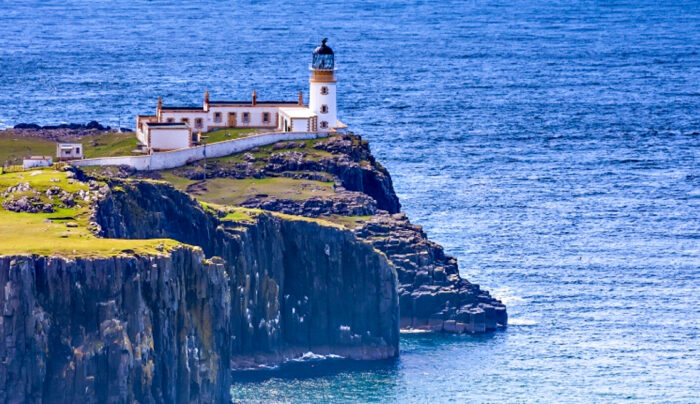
227, 112, 237, 127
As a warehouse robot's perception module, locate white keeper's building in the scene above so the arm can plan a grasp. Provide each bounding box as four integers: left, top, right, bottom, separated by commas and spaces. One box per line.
136, 39, 345, 152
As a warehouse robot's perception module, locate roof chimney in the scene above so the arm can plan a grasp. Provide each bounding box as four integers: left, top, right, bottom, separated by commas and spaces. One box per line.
252, 90, 257, 106
204, 89, 210, 111
298, 90, 303, 105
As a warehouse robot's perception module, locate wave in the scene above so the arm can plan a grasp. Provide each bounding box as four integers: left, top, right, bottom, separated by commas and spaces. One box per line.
491, 287, 526, 306
292, 352, 345, 362
508, 318, 538, 326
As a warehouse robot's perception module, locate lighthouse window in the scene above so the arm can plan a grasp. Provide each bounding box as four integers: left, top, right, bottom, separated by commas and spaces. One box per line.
242, 112, 250, 123
195, 118, 203, 128
214, 112, 222, 123
166, 118, 174, 123
181, 118, 190, 125
263, 112, 270, 123
320, 105, 328, 114
320, 121, 329, 129
320, 86, 329, 95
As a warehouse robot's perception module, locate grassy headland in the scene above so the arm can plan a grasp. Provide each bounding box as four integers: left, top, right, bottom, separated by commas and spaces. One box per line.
0, 169, 180, 257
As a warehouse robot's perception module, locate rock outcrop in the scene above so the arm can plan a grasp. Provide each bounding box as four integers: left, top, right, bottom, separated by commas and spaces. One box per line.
0, 180, 398, 403
354, 213, 506, 332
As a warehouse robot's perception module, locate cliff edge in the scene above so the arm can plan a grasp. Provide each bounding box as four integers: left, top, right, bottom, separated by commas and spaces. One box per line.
0, 171, 398, 403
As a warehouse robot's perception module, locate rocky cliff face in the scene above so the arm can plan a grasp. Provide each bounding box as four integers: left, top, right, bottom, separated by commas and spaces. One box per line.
354, 213, 506, 333
0, 181, 398, 403
160, 134, 508, 333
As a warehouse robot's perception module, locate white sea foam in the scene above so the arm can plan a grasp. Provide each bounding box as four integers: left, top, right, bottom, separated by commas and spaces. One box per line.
400, 329, 432, 334
292, 352, 345, 362
490, 287, 526, 306
507, 318, 538, 326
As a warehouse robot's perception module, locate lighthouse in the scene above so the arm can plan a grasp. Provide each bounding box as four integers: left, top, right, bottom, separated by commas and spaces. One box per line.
137, 39, 347, 151
309, 38, 337, 131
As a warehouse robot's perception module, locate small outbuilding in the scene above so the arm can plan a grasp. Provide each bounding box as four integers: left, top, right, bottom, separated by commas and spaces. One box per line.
278, 107, 318, 132
56, 143, 84, 161
23, 156, 53, 169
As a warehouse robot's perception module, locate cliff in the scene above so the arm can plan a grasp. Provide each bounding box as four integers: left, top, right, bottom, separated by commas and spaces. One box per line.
129, 134, 507, 332
0, 177, 398, 403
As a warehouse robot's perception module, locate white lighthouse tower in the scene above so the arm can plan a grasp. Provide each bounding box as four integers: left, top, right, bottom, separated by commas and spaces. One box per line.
309, 38, 337, 132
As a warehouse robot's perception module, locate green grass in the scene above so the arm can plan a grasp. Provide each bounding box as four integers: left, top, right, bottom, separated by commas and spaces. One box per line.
0, 131, 142, 166
158, 171, 197, 191
322, 215, 372, 229
81, 132, 141, 158
186, 177, 334, 206
218, 205, 345, 229
0, 169, 181, 257
220, 206, 262, 223
0, 168, 88, 193
201, 128, 256, 144
0, 132, 56, 166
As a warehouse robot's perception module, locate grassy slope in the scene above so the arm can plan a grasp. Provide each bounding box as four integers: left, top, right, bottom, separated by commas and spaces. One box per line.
0, 169, 180, 257
159, 136, 373, 229
81, 132, 141, 158
201, 128, 256, 144
187, 177, 334, 206
0, 132, 55, 166
0, 131, 141, 165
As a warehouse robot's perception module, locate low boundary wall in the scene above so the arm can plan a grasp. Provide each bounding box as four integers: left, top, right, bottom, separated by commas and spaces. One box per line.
70, 132, 327, 171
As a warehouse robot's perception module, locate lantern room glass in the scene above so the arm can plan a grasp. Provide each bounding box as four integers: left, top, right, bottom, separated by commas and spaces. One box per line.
312, 53, 334, 70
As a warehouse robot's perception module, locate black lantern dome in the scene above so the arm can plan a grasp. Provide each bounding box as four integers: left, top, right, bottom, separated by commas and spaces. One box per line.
312, 38, 334, 70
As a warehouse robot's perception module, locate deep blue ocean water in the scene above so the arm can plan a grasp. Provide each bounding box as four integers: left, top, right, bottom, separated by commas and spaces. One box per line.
1, 0, 699, 402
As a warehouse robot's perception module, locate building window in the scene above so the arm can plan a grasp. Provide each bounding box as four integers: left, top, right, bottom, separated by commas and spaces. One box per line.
195, 118, 203, 128
243, 112, 250, 123
320, 86, 329, 95
75, 147, 81, 154
320, 121, 329, 129
214, 112, 222, 123
320, 105, 328, 114
263, 112, 270, 123
166, 118, 174, 123
181, 118, 190, 125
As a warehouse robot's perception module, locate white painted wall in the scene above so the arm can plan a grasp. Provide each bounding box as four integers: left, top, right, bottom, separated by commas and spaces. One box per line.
207, 106, 279, 128
23, 158, 52, 169
309, 80, 337, 131
149, 128, 191, 150
160, 111, 208, 131
160, 106, 281, 132
71, 132, 328, 171
291, 118, 309, 132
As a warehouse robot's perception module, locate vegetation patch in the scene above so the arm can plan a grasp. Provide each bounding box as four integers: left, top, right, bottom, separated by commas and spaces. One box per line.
0, 132, 56, 166
322, 214, 373, 229
201, 128, 256, 144
81, 132, 141, 158
0, 131, 142, 166
0, 169, 181, 257
186, 177, 334, 206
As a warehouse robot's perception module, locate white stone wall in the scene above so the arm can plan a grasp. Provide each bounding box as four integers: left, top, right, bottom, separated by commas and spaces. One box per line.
23, 159, 52, 169
309, 81, 337, 131
71, 132, 327, 171
149, 127, 191, 150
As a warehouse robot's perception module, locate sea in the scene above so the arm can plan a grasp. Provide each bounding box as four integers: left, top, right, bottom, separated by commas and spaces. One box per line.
0, 0, 698, 402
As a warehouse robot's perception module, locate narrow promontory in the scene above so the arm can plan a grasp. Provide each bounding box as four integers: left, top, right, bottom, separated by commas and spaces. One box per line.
0, 130, 505, 403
